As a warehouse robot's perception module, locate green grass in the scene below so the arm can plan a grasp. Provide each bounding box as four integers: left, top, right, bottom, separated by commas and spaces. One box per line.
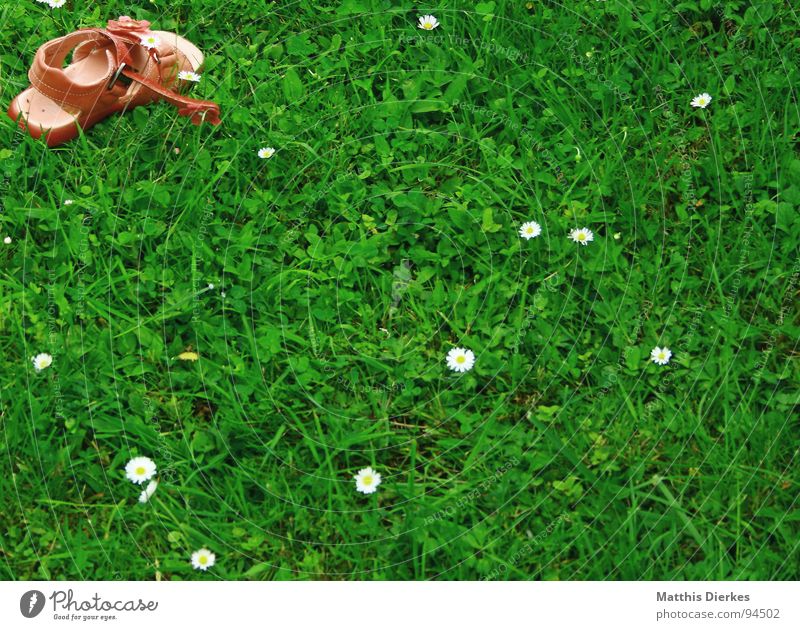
0, 0, 798, 580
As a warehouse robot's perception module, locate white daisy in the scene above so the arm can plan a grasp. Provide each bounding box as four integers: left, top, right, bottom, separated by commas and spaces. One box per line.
3, 236, 11, 244
139, 33, 161, 49
418, 15, 440, 30
354, 467, 382, 494
569, 227, 594, 245
32, 353, 53, 371
125, 456, 157, 484
258, 146, 276, 159
138, 480, 158, 503
690, 93, 712, 109
446, 347, 475, 373
63, 199, 73, 205
650, 346, 672, 366
519, 221, 542, 240
207, 283, 215, 290
47, 0, 66, 7
177, 70, 202, 82
191, 548, 216, 571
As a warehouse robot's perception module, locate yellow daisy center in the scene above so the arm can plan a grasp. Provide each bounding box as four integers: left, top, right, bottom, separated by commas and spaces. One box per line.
526, 227, 533, 233
424, 22, 433, 29
136, 466, 145, 475
578, 233, 585, 240
659, 353, 666, 360
456, 355, 466, 363
363, 476, 373, 486
199, 555, 208, 564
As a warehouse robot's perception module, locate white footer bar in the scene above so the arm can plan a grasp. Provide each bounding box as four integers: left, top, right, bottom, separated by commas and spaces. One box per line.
2, 581, 798, 629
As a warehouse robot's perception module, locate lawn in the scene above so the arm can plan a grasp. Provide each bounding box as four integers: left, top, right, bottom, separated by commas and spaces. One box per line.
0, 0, 798, 580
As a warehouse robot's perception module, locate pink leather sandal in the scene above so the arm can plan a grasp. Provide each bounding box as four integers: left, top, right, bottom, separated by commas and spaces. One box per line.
7, 16, 221, 147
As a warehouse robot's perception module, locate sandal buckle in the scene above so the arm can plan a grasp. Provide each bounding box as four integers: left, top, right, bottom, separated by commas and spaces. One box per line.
107, 63, 132, 90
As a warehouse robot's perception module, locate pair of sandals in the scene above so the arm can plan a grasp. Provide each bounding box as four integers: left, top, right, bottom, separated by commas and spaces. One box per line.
7, 16, 221, 146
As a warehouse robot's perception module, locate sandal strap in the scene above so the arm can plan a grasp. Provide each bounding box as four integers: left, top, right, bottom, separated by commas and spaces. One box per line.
102, 25, 222, 126
28, 31, 120, 107
120, 66, 221, 125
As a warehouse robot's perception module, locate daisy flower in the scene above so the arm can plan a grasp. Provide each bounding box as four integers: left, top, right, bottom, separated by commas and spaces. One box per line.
138, 480, 158, 503
258, 147, 275, 159
519, 221, 542, 240
690, 93, 712, 109
569, 227, 594, 246
63, 199, 73, 205
32, 353, 53, 371
354, 467, 382, 494
417, 15, 440, 30
177, 70, 202, 82
139, 33, 161, 49
446, 347, 475, 373
47, 0, 66, 7
4, 236, 11, 244
650, 346, 672, 366
191, 548, 216, 571
125, 456, 157, 484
